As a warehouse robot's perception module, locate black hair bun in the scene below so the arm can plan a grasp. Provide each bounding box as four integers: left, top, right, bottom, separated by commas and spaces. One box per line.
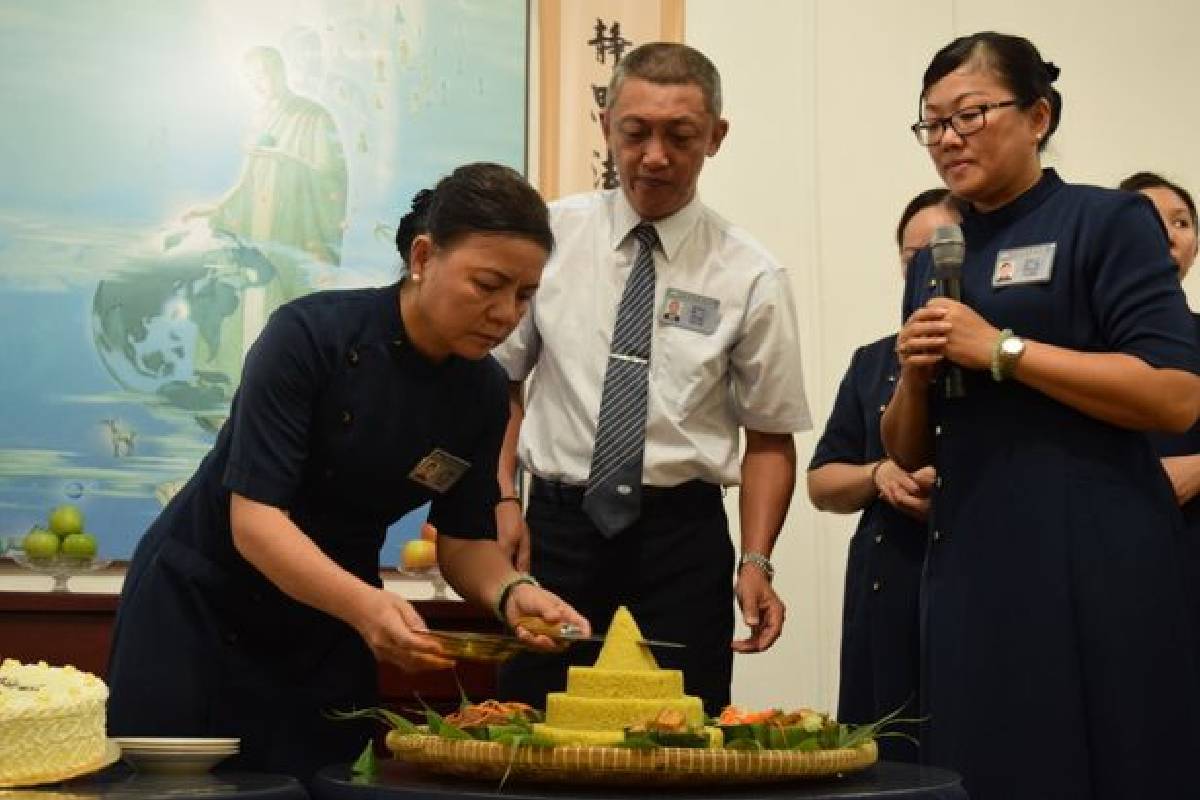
395, 188, 434, 256
1044, 61, 1061, 82
411, 188, 434, 213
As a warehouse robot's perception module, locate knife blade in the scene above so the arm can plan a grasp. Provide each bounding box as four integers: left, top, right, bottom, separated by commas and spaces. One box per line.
515, 617, 686, 649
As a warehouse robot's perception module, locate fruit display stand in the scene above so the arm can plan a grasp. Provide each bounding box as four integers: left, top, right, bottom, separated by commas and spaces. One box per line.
392, 567, 451, 600
8, 554, 113, 592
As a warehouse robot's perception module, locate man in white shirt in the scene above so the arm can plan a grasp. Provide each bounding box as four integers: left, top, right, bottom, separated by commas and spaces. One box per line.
492, 42, 811, 714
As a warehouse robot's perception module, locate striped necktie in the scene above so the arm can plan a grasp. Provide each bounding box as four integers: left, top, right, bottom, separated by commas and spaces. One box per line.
582, 223, 659, 537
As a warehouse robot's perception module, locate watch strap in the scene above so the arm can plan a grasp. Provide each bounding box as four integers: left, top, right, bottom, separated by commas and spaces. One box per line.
991, 328, 1015, 382
738, 552, 775, 582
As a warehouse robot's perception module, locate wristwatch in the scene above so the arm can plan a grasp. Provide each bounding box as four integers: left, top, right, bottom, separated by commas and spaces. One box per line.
738, 552, 775, 583
991, 329, 1026, 382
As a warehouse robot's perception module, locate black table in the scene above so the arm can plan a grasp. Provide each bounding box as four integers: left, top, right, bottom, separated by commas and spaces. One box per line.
312, 760, 967, 800
12, 764, 309, 800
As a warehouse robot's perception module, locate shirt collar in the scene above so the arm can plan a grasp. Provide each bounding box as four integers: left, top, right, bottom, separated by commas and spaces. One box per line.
610, 189, 703, 262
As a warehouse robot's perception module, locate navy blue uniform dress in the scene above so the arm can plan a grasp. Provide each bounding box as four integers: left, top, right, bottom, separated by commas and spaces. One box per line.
1148, 312, 1200, 653
107, 284, 507, 781
903, 170, 1200, 800
809, 335, 924, 763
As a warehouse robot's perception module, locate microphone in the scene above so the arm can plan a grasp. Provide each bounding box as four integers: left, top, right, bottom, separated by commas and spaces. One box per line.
930, 224, 966, 399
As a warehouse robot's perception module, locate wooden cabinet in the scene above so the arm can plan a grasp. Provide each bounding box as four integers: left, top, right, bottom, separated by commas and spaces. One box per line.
0, 592, 500, 715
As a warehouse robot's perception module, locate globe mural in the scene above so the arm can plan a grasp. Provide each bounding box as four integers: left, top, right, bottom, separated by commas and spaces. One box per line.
92, 228, 281, 413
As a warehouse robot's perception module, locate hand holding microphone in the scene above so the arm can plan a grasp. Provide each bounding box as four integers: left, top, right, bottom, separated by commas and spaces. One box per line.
930, 225, 967, 399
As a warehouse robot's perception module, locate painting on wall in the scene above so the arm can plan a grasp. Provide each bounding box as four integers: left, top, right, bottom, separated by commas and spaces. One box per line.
0, 0, 529, 562
537, 0, 683, 200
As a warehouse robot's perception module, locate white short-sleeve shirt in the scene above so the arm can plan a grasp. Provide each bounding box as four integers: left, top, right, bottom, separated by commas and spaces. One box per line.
492, 189, 811, 487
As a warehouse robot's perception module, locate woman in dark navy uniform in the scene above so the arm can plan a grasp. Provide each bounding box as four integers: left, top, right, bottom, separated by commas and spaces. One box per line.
107, 163, 590, 781
807, 189, 958, 762
1120, 171, 1200, 658
883, 34, 1200, 799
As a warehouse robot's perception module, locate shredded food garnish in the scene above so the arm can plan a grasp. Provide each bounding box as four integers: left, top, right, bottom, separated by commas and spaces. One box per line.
444, 700, 536, 728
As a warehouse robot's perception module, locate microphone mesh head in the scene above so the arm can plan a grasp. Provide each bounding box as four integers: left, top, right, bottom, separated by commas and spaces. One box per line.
931, 224, 965, 277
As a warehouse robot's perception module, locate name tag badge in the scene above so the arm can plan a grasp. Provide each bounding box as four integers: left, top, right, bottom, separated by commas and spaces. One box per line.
408, 448, 471, 493
660, 288, 719, 335
993, 243, 1056, 287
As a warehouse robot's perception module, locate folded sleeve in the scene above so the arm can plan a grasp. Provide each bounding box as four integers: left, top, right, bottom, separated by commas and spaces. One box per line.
729, 267, 812, 433
1087, 194, 1200, 374
223, 306, 326, 509
809, 346, 870, 470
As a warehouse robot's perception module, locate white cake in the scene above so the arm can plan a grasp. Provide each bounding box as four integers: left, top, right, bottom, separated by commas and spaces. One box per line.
0, 659, 109, 786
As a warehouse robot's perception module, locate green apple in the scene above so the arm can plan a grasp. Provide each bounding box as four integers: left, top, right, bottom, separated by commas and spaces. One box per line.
23, 528, 60, 560
48, 504, 84, 538
60, 532, 97, 560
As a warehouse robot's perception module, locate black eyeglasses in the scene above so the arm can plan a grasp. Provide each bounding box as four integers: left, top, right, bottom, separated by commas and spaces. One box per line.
910, 100, 1019, 146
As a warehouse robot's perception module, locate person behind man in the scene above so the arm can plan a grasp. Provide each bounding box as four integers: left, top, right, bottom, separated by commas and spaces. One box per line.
1119, 170, 1200, 666
491, 42, 811, 715
807, 188, 959, 761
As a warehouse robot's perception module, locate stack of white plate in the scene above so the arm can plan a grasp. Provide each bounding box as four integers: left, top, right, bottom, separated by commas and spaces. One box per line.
112, 737, 240, 775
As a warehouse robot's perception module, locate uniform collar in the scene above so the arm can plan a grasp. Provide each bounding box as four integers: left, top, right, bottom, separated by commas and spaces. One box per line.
962, 168, 1064, 233
610, 189, 703, 262
385, 283, 456, 376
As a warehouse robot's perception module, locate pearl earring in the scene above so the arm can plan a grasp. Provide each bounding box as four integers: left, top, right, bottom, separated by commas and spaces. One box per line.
412, 272, 422, 283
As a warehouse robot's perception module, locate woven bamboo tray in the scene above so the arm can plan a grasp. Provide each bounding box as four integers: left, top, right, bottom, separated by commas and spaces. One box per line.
387, 734, 878, 787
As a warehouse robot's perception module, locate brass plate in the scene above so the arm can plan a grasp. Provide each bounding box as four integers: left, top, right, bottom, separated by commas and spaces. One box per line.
424, 630, 527, 662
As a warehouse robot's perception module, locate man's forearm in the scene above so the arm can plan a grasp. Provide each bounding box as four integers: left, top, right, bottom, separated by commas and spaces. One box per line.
498, 381, 525, 496
739, 430, 797, 557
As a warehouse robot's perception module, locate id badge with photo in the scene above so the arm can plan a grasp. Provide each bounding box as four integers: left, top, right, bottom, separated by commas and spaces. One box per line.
993, 243, 1056, 287
408, 448, 471, 493
659, 288, 720, 335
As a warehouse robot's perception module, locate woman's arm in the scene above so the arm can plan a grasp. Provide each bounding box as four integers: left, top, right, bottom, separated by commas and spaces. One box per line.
807, 461, 879, 513
931, 296, 1200, 432
230, 493, 454, 671
1162, 455, 1200, 506
437, 535, 592, 639
808, 459, 935, 521
881, 306, 948, 470
1012, 343, 1200, 432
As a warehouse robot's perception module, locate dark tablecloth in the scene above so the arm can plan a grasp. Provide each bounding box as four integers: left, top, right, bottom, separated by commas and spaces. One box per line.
312, 760, 967, 800
15, 765, 309, 800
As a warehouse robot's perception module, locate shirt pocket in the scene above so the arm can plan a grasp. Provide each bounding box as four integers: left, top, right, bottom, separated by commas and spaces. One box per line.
653, 323, 726, 417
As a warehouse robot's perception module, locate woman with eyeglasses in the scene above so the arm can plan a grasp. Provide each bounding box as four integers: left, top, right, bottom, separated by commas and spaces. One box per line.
882, 32, 1200, 799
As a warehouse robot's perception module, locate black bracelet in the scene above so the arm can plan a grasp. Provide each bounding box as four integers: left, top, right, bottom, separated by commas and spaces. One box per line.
496, 495, 521, 507
493, 573, 539, 622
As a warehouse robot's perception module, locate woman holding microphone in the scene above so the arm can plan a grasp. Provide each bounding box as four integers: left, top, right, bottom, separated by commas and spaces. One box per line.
884, 33, 1200, 799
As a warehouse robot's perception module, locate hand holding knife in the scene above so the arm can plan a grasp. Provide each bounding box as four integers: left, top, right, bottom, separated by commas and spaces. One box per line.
515, 616, 685, 649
